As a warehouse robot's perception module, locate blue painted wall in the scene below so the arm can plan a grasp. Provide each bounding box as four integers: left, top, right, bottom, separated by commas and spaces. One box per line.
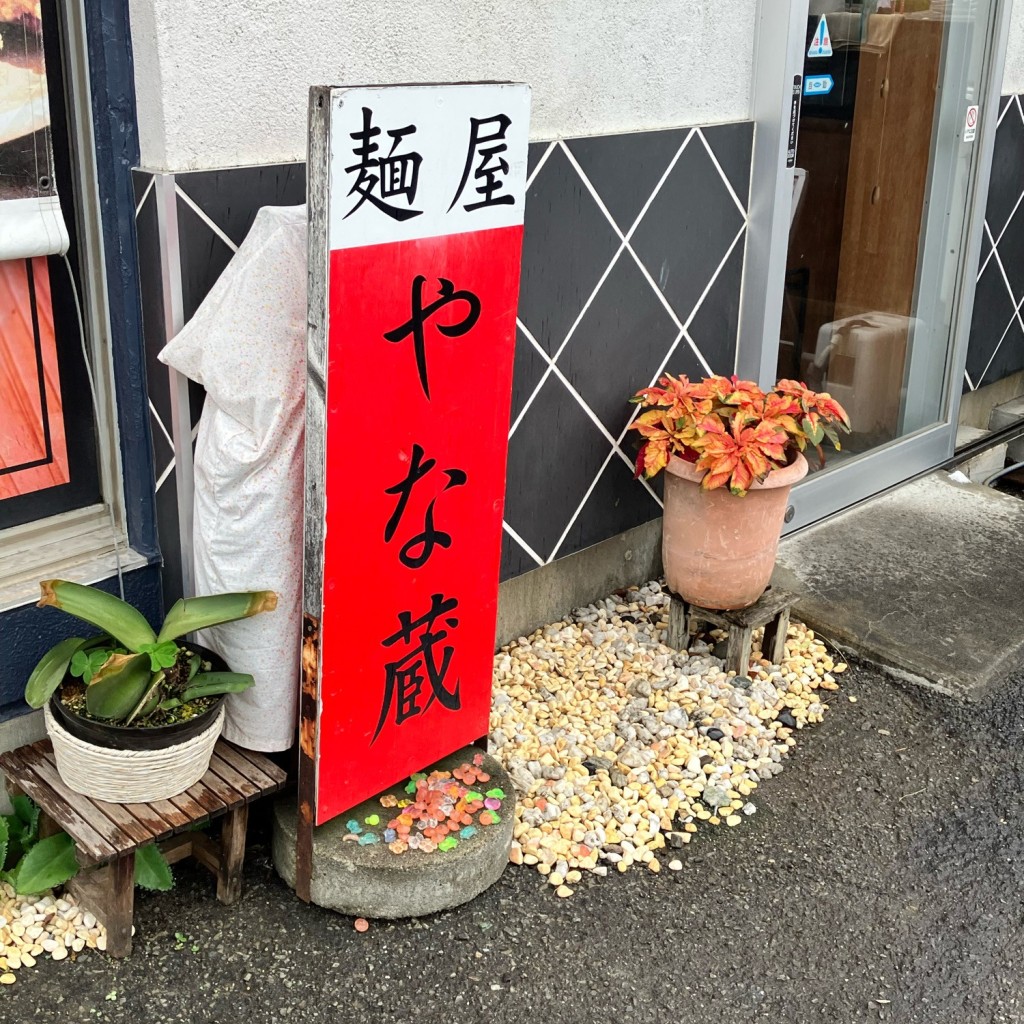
0, 0, 161, 725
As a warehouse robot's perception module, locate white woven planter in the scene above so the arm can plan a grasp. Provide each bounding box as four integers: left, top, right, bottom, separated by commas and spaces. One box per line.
44, 703, 225, 803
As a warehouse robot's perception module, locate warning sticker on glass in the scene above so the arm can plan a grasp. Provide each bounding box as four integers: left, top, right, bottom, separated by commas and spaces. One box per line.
964, 105, 979, 143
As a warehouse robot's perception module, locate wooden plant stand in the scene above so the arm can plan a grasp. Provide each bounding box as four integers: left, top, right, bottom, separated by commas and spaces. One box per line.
665, 586, 796, 675
0, 738, 286, 957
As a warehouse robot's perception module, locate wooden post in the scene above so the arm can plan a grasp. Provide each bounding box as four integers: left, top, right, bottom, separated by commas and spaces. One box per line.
666, 594, 691, 651
217, 804, 248, 905
295, 613, 320, 903
725, 625, 755, 677
762, 607, 791, 666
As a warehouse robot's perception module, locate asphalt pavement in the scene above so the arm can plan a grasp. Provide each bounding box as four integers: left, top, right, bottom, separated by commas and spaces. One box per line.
5, 657, 1024, 1024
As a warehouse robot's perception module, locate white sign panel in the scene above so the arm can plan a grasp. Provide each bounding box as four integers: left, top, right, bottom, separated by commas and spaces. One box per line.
326, 84, 530, 251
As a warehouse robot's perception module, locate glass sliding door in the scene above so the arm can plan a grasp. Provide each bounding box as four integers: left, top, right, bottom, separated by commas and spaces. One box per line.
742, 0, 1010, 530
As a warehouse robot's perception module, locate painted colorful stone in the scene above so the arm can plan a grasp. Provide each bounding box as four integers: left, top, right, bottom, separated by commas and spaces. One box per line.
346, 820, 362, 834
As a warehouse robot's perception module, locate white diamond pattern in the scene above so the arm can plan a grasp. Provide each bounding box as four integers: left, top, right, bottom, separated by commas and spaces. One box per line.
968, 95, 1024, 391
503, 129, 750, 569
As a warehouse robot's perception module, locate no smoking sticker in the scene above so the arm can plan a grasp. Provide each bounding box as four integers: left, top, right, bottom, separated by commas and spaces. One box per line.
964, 105, 979, 143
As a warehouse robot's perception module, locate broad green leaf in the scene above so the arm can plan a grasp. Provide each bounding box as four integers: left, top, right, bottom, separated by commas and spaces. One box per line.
11, 796, 39, 845
85, 653, 154, 721
0, 817, 8, 871
10, 832, 78, 894
134, 844, 173, 891
181, 672, 255, 702
25, 637, 89, 709
38, 580, 156, 652
156, 592, 278, 644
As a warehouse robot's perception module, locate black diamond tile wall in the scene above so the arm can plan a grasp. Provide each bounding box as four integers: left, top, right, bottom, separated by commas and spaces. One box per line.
629, 136, 746, 328
135, 124, 754, 593
556, 252, 679, 437
686, 237, 745, 374
509, 325, 549, 426
517, 144, 622, 356
504, 374, 614, 561
565, 128, 689, 233
965, 95, 1024, 391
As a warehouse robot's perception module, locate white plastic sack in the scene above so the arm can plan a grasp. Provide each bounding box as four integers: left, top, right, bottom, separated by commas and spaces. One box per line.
158, 205, 306, 751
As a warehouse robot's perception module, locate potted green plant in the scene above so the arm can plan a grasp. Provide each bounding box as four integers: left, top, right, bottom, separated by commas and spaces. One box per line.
25, 581, 277, 802
629, 374, 850, 610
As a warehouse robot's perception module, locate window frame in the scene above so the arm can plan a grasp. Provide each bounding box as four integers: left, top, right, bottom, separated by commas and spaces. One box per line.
0, 0, 143, 612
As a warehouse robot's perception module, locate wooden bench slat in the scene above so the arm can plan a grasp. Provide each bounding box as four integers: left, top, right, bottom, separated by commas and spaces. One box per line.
117, 800, 180, 839
192, 757, 247, 809
215, 742, 281, 792
223, 744, 287, 789
207, 752, 261, 801
31, 746, 163, 848
5, 749, 121, 863
169, 788, 210, 825
123, 795, 191, 833
184, 778, 229, 817
22, 749, 139, 857
76, 795, 161, 847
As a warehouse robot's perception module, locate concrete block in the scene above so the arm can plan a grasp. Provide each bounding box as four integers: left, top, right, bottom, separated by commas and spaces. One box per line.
989, 396, 1024, 462
272, 747, 514, 918
956, 425, 1006, 484
0, 711, 45, 815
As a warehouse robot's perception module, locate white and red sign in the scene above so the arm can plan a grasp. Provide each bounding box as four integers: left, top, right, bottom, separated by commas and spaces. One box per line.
964, 105, 979, 143
303, 84, 530, 826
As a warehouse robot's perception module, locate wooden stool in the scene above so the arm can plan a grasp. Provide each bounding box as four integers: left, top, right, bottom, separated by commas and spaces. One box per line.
0, 738, 286, 956
665, 586, 796, 675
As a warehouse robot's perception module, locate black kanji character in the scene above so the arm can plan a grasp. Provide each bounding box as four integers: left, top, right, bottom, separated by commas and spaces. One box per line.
372, 593, 462, 742
344, 107, 423, 221
383, 277, 481, 399
385, 444, 467, 569
449, 114, 514, 212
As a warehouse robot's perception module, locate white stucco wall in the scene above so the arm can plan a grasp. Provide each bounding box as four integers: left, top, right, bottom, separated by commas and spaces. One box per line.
1003, 0, 1024, 94
128, 0, 757, 171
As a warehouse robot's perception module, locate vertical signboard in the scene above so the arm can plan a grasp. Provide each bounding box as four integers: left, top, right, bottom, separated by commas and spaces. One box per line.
300, 83, 530, 894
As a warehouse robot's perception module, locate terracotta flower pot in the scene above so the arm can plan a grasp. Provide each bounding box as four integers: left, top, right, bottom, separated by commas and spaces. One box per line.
661, 452, 808, 610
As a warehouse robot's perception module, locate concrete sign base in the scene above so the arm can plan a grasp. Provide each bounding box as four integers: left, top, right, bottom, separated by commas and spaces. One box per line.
273, 748, 515, 918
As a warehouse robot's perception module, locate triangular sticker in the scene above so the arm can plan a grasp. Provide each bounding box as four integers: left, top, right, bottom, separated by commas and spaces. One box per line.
808, 15, 833, 58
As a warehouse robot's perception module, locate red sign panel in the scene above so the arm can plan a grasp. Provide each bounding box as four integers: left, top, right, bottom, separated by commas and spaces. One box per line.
304, 84, 531, 825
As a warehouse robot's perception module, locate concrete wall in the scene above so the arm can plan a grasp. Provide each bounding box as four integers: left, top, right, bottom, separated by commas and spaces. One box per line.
1004, 0, 1024, 94
127, 0, 757, 171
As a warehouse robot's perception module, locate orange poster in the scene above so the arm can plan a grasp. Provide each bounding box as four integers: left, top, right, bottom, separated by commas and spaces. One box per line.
0, 256, 69, 499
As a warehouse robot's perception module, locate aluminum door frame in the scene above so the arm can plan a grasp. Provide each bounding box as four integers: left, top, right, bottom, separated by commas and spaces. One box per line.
738, 0, 1013, 533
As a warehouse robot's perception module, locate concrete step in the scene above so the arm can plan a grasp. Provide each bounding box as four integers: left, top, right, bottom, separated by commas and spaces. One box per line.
773, 471, 1024, 700
955, 424, 1006, 484
988, 395, 1024, 462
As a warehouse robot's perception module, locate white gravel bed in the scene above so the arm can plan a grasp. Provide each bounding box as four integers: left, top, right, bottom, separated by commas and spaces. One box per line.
0, 885, 108, 983
490, 580, 846, 894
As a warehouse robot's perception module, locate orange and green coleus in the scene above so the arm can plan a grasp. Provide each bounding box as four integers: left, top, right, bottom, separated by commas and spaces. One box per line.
628, 374, 851, 496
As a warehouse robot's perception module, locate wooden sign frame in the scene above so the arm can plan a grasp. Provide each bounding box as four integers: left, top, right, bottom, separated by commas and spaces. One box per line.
298, 82, 530, 900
